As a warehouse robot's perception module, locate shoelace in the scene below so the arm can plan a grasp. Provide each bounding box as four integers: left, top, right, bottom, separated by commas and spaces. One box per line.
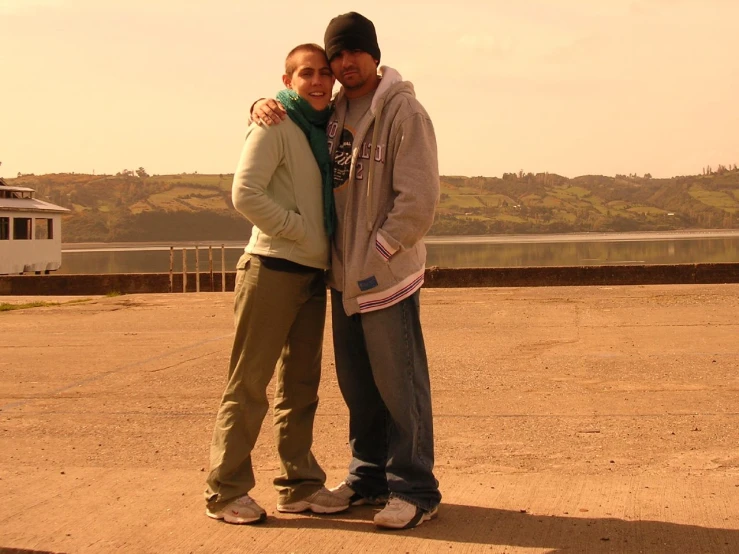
384, 497, 406, 511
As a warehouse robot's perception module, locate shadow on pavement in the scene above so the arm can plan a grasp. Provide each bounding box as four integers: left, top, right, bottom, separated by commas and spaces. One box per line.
0, 549, 63, 554
268, 504, 738, 553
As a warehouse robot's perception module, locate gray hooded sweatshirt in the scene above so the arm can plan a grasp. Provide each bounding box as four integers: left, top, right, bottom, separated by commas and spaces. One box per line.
327, 66, 440, 315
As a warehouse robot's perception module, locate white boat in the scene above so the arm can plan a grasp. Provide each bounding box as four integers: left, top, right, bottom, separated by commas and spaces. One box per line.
0, 178, 71, 274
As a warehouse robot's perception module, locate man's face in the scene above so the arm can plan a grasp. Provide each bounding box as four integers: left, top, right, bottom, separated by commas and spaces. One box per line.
329, 49, 378, 98
283, 50, 335, 111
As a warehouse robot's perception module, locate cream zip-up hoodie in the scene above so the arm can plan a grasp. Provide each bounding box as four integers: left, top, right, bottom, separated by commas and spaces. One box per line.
327, 67, 440, 314
232, 118, 330, 270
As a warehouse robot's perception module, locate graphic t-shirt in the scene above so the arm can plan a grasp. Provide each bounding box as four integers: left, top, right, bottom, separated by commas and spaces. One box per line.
327, 91, 374, 291
328, 92, 374, 191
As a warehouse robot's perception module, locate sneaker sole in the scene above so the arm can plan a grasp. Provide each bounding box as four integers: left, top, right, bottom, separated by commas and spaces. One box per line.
206, 509, 267, 525
276, 501, 349, 514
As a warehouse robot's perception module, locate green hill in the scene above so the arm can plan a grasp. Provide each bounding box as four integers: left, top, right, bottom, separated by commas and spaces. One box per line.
8, 168, 739, 242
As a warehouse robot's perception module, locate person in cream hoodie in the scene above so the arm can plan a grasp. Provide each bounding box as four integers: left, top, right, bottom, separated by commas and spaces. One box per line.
204, 43, 348, 525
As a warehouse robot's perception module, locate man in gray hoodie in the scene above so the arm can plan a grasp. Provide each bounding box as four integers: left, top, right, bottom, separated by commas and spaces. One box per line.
253, 12, 441, 530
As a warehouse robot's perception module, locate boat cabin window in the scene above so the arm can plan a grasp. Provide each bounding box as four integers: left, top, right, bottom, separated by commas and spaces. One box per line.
0, 190, 33, 199
13, 217, 32, 240
0, 217, 9, 240
35, 218, 54, 240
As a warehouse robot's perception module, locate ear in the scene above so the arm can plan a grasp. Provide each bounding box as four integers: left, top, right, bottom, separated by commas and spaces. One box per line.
282, 74, 291, 89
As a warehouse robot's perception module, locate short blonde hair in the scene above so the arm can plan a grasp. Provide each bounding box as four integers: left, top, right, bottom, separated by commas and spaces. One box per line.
285, 43, 328, 76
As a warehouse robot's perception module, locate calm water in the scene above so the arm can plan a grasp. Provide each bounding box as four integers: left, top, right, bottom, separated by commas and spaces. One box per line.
57, 232, 739, 274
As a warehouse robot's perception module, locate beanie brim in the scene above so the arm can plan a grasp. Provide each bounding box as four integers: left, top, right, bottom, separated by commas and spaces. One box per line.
326, 35, 381, 63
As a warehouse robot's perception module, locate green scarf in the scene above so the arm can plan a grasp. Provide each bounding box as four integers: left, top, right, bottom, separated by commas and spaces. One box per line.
276, 89, 335, 237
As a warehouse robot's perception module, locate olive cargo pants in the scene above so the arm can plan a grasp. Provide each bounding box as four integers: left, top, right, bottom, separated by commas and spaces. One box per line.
205, 254, 327, 509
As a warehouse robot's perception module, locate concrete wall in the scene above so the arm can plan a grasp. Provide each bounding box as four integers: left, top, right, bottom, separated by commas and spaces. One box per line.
1, 263, 738, 295
424, 263, 739, 287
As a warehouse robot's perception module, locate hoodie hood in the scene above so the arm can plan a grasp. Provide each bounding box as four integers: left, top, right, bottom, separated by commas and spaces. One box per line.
332, 66, 413, 118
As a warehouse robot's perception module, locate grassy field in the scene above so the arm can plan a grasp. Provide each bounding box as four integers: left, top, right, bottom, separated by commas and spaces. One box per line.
8, 168, 739, 242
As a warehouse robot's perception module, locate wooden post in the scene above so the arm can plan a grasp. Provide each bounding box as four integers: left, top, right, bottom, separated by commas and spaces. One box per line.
169, 247, 174, 293
209, 246, 214, 292
195, 245, 200, 293
221, 244, 226, 292
182, 248, 187, 293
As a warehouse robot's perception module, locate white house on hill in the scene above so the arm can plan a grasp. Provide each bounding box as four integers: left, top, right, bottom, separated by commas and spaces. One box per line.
0, 178, 71, 274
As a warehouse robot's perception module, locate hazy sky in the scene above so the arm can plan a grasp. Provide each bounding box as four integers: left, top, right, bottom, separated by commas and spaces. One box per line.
3, 0, 738, 179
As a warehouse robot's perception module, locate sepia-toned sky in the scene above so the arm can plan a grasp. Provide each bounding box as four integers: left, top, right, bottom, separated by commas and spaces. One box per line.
2, 0, 738, 179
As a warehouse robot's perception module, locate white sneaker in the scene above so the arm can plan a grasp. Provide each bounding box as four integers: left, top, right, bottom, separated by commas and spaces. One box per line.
276, 486, 349, 514
330, 481, 388, 506
206, 494, 267, 524
374, 496, 438, 529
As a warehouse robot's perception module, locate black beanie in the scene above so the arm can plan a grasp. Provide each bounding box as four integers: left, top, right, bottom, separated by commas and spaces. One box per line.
324, 12, 381, 63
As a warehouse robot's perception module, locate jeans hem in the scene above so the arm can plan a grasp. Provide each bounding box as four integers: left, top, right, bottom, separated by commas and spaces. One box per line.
345, 475, 389, 500
390, 492, 439, 513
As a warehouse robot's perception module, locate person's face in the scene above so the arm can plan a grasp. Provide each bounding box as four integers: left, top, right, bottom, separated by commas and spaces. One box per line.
329, 49, 379, 98
282, 50, 335, 111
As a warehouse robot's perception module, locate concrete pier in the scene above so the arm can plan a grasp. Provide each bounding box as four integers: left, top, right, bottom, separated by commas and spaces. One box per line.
1, 285, 738, 553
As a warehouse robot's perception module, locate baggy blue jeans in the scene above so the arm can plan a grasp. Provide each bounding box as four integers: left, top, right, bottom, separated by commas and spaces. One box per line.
330, 288, 441, 512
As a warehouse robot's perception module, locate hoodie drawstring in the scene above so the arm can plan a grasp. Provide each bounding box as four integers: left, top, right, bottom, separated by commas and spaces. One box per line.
366, 96, 385, 232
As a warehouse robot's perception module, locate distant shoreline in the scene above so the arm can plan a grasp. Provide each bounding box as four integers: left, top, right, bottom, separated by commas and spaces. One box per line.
62, 229, 739, 253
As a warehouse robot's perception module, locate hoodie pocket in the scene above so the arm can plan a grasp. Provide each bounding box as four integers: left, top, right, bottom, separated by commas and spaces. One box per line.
373, 236, 393, 263
352, 234, 396, 296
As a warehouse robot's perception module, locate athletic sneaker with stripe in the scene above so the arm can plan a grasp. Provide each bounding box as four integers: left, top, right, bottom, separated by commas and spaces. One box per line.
206, 494, 267, 524
276, 486, 350, 514
373, 496, 438, 529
